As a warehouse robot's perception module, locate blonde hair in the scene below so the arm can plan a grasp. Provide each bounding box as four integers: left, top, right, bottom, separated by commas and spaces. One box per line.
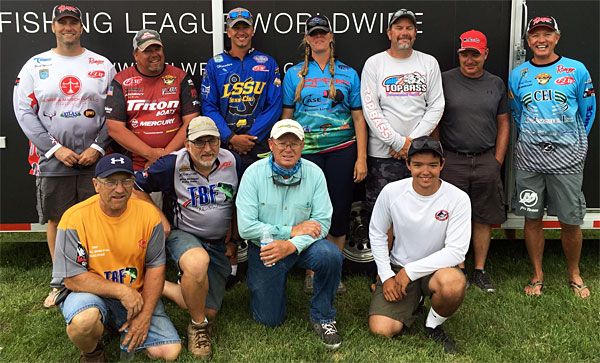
293, 37, 337, 103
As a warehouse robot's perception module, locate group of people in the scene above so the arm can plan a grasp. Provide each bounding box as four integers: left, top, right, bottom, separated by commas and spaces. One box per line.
12, 3, 595, 361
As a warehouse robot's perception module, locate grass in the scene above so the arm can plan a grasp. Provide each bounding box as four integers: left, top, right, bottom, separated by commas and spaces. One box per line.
0, 235, 598, 362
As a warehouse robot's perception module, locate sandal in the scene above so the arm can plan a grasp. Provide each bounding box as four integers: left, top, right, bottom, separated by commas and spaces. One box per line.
524, 280, 545, 296
43, 288, 60, 309
569, 281, 590, 298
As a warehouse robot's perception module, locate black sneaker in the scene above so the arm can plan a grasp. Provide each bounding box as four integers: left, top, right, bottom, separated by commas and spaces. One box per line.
470, 269, 496, 293
311, 320, 341, 349
225, 274, 241, 290
424, 323, 456, 354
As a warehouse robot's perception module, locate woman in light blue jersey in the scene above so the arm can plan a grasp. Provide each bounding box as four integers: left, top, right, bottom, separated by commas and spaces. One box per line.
281, 14, 368, 294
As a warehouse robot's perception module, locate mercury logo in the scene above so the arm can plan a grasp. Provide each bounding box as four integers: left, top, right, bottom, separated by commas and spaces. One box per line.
111, 157, 125, 164
519, 190, 538, 207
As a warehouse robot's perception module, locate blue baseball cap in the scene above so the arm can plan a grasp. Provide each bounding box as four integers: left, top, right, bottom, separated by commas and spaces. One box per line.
95, 153, 134, 178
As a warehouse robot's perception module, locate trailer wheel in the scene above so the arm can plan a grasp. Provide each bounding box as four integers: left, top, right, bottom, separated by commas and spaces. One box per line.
343, 202, 376, 274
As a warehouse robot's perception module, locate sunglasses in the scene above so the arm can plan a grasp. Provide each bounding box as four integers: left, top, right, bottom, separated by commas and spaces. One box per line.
307, 16, 331, 30
272, 174, 301, 187
410, 138, 443, 153
392, 9, 415, 18
228, 10, 251, 19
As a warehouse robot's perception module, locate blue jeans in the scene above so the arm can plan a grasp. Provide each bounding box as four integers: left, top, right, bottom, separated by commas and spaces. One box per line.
247, 239, 343, 327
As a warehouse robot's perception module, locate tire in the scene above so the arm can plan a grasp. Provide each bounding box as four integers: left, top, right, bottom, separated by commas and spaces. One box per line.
343, 201, 376, 274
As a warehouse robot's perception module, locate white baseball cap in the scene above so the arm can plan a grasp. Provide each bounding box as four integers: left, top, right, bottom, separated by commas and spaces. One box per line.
270, 119, 304, 140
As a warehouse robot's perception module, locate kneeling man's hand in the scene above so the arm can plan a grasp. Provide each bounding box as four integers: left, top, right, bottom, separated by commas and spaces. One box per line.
120, 286, 144, 321
382, 277, 401, 302
119, 313, 151, 353
394, 268, 411, 298
260, 239, 297, 265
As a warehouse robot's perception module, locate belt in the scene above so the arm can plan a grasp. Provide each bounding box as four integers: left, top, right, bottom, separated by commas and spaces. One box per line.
445, 147, 493, 158
203, 237, 225, 244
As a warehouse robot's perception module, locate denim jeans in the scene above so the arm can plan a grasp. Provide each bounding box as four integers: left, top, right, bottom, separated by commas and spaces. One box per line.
247, 238, 343, 327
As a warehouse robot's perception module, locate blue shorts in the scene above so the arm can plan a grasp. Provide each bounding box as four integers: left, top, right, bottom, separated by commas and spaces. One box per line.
166, 229, 231, 310
60, 292, 180, 351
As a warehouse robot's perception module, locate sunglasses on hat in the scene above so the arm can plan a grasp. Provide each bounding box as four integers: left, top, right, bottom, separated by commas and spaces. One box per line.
307, 17, 330, 28
228, 10, 251, 19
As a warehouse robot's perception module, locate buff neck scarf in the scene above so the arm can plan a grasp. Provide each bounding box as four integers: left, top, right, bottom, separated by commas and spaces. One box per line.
269, 153, 301, 177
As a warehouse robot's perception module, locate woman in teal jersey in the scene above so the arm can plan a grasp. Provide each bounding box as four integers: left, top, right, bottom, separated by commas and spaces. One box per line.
281, 14, 368, 294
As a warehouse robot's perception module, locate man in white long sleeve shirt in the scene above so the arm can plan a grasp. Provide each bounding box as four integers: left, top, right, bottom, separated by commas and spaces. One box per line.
360, 9, 445, 229
368, 136, 470, 355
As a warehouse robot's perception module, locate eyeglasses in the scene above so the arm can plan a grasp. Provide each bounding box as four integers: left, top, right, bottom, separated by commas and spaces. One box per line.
97, 178, 134, 189
189, 138, 220, 147
272, 140, 303, 150
228, 10, 251, 19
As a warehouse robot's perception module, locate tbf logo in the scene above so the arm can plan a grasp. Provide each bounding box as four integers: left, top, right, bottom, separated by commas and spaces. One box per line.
519, 190, 538, 208
111, 157, 125, 164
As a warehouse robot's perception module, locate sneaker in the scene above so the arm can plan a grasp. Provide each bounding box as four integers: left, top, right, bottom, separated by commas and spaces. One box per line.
80, 342, 106, 363
311, 320, 341, 349
470, 269, 496, 293
225, 274, 241, 290
303, 274, 314, 294
187, 321, 211, 360
424, 323, 456, 355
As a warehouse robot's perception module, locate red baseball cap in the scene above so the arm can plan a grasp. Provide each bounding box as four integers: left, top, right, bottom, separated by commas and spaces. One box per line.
458, 30, 487, 54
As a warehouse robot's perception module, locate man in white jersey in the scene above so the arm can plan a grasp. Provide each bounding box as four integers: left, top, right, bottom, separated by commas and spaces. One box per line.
13, 4, 116, 308
360, 8, 445, 244
368, 136, 470, 355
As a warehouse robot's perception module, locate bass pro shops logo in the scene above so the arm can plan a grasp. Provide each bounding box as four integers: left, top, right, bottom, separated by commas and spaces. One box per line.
519, 189, 539, 213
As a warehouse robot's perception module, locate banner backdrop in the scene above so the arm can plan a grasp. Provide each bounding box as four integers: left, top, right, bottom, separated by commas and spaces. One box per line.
1, 0, 597, 223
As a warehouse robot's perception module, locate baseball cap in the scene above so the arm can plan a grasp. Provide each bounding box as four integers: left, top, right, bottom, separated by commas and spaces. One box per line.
187, 116, 220, 141
226, 7, 254, 27
133, 29, 163, 52
407, 136, 444, 160
270, 119, 305, 140
458, 30, 488, 54
388, 9, 417, 29
526, 16, 559, 33
52, 4, 82, 22
95, 153, 134, 178
306, 15, 332, 35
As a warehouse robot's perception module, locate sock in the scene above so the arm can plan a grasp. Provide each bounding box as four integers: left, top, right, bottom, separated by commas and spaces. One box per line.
191, 318, 208, 325
425, 307, 448, 329
231, 264, 238, 276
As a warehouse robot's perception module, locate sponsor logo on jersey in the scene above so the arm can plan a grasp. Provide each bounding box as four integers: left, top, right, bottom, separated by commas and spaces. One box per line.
126, 99, 180, 111
216, 63, 232, 69
508, 89, 514, 99
131, 119, 139, 128
88, 70, 105, 79
14, 77, 20, 86
187, 78, 194, 86
362, 86, 392, 138
435, 210, 449, 221
252, 65, 268, 72
222, 79, 266, 99
162, 86, 178, 96
520, 68, 528, 79
89, 57, 104, 65
138, 239, 148, 249
216, 182, 234, 201
75, 241, 88, 267
33, 57, 52, 63
274, 77, 281, 86
59, 76, 82, 95
39, 69, 49, 79
84, 109, 96, 118
236, 119, 247, 127
60, 111, 81, 118
583, 88, 595, 98
337, 64, 351, 71
125, 88, 144, 95
519, 189, 539, 212
214, 54, 223, 63
105, 106, 113, 113
556, 64, 575, 74
253, 55, 268, 63
104, 267, 138, 286
523, 90, 568, 114
585, 105, 594, 123
540, 142, 554, 153
585, 78, 592, 84
534, 73, 552, 85
123, 76, 143, 86
162, 75, 176, 85
184, 184, 218, 207
137, 118, 176, 127
555, 76, 575, 85
43, 111, 56, 120
382, 72, 427, 94
201, 84, 211, 97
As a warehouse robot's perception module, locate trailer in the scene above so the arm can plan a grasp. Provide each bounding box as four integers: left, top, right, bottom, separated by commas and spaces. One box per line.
1, 1, 598, 265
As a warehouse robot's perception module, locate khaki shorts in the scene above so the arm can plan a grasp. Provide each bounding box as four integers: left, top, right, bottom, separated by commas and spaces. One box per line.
369, 264, 435, 328
36, 173, 95, 223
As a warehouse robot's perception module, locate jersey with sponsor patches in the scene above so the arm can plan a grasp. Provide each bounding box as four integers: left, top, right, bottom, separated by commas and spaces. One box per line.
282, 60, 362, 154
370, 178, 470, 283
105, 65, 200, 170
13, 49, 116, 176
508, 56, 596, 174
51, 195, 165, 292
201, 49, 282, 143
134, 148, 241, 240
360, 50, 445, 158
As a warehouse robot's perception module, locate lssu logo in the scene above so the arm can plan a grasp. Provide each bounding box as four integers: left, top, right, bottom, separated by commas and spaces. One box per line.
435, 210, 449, 221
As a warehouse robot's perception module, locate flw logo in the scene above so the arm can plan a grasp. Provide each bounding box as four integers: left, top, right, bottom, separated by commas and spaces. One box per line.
88, 71, 105, 79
